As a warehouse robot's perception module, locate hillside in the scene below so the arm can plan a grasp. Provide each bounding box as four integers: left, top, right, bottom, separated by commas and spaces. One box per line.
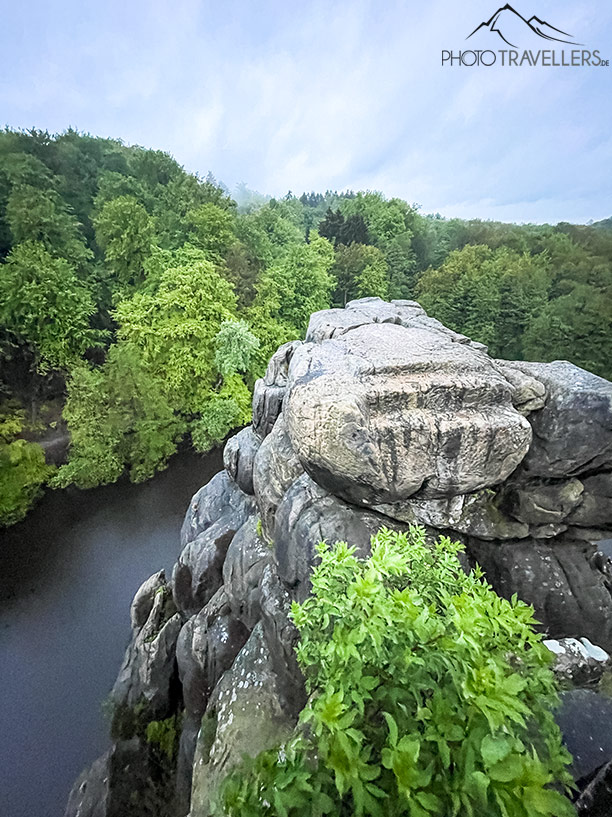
1, 128, 611, 526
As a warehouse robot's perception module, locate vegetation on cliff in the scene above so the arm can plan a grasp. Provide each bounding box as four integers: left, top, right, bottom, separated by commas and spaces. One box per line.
1, 128, 611, 524
220, 527, 575, 817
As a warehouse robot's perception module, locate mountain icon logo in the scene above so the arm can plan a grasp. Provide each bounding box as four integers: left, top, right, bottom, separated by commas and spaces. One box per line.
467, 4, 582, 48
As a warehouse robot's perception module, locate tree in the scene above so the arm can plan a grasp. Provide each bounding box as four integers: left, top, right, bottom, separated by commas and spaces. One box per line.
54, 346, 183, 488
0, 409, 53, 525
94, 195, 155, 286
187, 202, 236, 259
332, 243, 388, 305
6, 183, 92, 269
253, 234, 335, 337
416, 244, 551, 358
524, 283, 612, 380
114, 256, 238, 412
0, 240, 97, 372
214, 319, 260, 378
220, 527, 575, 817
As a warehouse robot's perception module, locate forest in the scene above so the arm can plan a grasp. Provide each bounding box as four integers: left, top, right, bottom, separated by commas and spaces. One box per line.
1, 128, 610, 526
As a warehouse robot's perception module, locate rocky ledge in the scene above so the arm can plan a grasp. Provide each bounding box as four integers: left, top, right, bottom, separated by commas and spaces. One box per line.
66, 298, 612, 817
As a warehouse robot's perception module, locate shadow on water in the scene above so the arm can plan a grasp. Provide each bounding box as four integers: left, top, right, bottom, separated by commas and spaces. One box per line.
0, 448, 223, 817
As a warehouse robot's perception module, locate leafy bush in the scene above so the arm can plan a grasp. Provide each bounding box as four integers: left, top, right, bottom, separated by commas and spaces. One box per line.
219, 527, 575, 817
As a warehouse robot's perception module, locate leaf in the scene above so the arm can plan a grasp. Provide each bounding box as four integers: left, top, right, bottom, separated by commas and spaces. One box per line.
480, 734, 513, 767
488, 753, 524, 782
383, 711, 398, 747
523, 787, 576, 816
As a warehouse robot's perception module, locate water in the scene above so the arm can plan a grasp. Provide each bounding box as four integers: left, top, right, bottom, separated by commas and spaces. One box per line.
0, 449, 223, 817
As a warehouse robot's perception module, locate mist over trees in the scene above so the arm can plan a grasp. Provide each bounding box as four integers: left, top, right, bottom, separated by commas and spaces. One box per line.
1, 128, 611, 524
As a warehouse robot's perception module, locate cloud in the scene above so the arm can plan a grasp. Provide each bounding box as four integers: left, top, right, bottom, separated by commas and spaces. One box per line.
0, 0, 610, 223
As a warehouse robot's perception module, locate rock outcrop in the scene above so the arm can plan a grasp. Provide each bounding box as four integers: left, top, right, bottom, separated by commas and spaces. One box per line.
66, 298, 612, 817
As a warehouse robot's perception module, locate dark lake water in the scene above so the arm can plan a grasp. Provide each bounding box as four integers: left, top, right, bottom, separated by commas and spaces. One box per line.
0, 449, 223, 817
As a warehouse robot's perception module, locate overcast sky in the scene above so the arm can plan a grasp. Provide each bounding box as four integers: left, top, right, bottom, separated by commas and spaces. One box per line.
2, 0, 611, 224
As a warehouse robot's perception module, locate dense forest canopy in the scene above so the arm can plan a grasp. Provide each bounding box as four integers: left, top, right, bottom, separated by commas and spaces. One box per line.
1, 128, 611, 525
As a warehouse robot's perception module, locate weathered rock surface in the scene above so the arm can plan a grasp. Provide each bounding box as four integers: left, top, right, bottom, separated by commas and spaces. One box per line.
285, 321, 532, 505
468, 539, 612, 649
252, 414, 304, 539
111, 574, 181, 724
223, 427, 260, 495
66, 299, 612, 817
520, 361, 612, 478
556, 690, 612, 781
544, 637, 610, 686
189, 624, 296, 817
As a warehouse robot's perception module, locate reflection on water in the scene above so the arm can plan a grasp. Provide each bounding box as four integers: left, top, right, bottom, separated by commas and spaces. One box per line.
0, 449, 222, 817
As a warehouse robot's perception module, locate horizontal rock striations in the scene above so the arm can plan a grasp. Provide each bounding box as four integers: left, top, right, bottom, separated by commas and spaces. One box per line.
66, 298, 612, 817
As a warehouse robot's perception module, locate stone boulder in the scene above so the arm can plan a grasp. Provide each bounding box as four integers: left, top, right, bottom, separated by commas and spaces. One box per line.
252, 340, 301, 439
252, 413, 304, 539
544, 637, 610, 686
468, 539, 612, 650
520, 361, 612, 478
274, 473, 406, 601
189, 623, 296, 816
223, 426, 260, 495
285, 321, 532, 506
110, 574, 181, 729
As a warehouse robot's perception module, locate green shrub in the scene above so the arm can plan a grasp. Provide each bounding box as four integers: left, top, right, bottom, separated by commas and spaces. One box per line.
218, 527, 575, 817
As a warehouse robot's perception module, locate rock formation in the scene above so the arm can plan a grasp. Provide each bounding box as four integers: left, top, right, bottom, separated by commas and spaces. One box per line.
66, 298, 612, 817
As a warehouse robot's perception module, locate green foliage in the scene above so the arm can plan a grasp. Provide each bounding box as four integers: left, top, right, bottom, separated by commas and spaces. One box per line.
54, 347, 184, 489
146, 716, 181, 762
0, 240, 98, 372
219, 528, 575, 817
332, 243, 388, 305
252, 234, 335, 341
417, 245, 551, 359
0, 433, 53, 525
94, 195, 155, 286
191, 375, 252, 452
187, 202, 236, 259
214, 319, 260, 378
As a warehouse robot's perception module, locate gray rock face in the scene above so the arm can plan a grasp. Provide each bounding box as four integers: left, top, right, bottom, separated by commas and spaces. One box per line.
252, 340, 301, 439
570, 473, 612, 530
223, 426, 260, 494
111, 574, 181, 722
173, 479, 256, 617
67, 299, 612, 817
556, 689, 612, 781
274, 473, 406, 601
190, 623, 296, 817
253, 413, 304, 539
468, 539, 612, 649
285, 321, 532, 505
130, 570, 166, 631
180, 471, 253, 548
520, 361, 612, 478
375, 490, 529, 540
222, 516, 271, 629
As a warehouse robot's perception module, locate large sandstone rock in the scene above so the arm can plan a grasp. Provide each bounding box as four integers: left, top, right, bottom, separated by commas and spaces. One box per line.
111, 574, 181, 726
252, 413, 304, 539
520, 361, 612, 478
274, 473, 406, 601
173, 477, 256, 617
252, 340, 301, 439
223, 426, 260, 495
66, 299, 612, 817
189, 623, 296, 816
468, 538, 612, 650
285, 321, 532, 506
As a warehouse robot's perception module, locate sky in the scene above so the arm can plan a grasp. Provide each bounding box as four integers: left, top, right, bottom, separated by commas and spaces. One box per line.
1, 0, 611, 224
